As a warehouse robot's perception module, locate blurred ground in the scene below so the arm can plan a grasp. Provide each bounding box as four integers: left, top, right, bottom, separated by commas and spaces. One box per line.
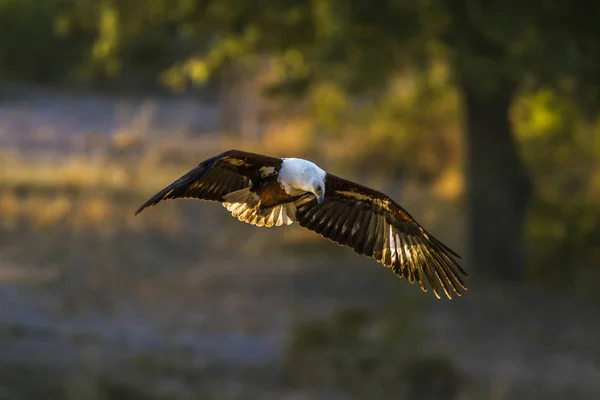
1, 89, 600, 399
0, 85, 219, 142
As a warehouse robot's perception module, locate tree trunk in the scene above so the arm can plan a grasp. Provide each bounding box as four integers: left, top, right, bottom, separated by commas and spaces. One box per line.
462, 84, 532, 280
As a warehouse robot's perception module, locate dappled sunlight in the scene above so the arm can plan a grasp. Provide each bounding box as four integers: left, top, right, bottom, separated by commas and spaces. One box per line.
432, 168, 464, 200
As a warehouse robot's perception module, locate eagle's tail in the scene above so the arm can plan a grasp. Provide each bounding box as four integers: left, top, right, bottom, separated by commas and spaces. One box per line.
222, 188, 296, 227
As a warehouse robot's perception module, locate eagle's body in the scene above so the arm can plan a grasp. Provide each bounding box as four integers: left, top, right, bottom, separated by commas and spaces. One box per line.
135, 149, 468, 299
222, 156, 327, 227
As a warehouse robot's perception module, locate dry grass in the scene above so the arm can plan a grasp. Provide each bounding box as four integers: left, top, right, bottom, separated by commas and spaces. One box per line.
0, 120, 464, 237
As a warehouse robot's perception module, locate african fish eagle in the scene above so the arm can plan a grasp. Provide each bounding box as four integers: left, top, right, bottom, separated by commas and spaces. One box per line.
135, 149, 468, 299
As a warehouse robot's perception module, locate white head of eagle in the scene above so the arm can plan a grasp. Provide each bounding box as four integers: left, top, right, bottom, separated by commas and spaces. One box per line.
134, 149, 469, 300
278, 157, 327, 203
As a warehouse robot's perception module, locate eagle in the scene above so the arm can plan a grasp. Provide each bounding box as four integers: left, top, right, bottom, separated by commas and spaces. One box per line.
135, 149, 468, 299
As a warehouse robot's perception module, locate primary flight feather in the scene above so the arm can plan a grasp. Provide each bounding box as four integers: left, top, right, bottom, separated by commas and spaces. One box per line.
135, 149, 468, 299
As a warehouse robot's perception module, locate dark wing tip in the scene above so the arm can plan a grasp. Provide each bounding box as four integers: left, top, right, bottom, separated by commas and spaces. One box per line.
134, 170, 200, 216
134, 207, 147, 216
421, 235, 469, 299
134, 196, 161, 215
386, 218, 468, 300
134, 185, 179, 216
133, 154, 249, 216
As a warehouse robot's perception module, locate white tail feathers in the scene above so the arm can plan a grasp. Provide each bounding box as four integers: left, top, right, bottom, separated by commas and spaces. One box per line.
222, 188, 296, 227
222, 187, 259, 206
223, 202, 296, 227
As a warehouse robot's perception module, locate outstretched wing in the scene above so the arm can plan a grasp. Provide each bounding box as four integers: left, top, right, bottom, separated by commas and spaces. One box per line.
134, 149, 282, 215
295, 174, 468, 299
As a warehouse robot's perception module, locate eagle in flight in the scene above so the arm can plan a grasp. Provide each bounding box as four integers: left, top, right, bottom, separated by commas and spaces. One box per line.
135, 150, 468, 299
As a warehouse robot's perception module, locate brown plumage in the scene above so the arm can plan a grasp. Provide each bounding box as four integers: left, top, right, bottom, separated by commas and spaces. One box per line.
135, 149, 469, 299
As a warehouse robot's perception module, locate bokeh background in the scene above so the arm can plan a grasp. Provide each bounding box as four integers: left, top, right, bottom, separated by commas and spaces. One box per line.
1, 1, 599, 399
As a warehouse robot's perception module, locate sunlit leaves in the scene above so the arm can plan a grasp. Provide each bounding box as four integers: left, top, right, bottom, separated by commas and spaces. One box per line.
159, 24, 262, 91
513, 90, 567, 140
91, 3, 121, 76
281, 49, 310, 79
512, 89, 600, 284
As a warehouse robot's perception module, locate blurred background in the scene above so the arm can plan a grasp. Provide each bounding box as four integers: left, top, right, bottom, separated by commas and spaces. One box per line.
0, 0, 599, 399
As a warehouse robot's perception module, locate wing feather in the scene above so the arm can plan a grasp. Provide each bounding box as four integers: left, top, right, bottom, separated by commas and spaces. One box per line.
360, 212, 379, 257
348, 209, 370, 249
372, 213, 385, 262
420, 243, 452, 299
337, 203, 360, 244
295, 174, 468, 299
135, 150, 281, 215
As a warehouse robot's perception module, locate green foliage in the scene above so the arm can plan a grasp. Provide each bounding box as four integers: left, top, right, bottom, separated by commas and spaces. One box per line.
2, 0, 599, 99
346, 60, 461, 180
3, 0, 599, 105
91, 2, 121, 77
0, 0, 89, 82
425, 0, 600, 100
513, 90, 600, 287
